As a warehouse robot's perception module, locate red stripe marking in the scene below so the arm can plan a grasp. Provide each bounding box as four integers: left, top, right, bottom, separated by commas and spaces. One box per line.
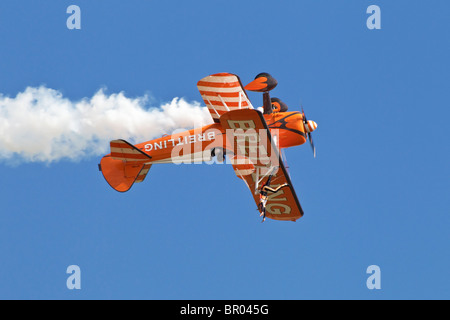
207, 100, 249, 107
208, 108, 226, 115
210, 73, 234, 77
199, 91, 241, 98
110, 142, 134, 149
197, 81, 241, 88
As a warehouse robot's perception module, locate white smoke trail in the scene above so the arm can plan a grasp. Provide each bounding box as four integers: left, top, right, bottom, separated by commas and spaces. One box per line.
0, 86, 212, 163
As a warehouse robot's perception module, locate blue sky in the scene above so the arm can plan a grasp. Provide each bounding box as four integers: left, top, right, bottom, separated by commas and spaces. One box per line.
0, 0, 449, 299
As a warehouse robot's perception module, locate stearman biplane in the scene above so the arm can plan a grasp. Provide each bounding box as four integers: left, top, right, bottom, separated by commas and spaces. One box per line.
99, 73, 318, 222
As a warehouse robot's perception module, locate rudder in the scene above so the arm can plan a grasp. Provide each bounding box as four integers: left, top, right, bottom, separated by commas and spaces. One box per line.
99, 139, 152, 192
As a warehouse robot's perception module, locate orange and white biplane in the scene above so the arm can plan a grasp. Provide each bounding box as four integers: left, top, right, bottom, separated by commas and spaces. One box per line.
99, 73, 318, 222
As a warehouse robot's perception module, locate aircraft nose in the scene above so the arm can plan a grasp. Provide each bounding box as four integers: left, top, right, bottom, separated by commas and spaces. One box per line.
305, 120, 317, 133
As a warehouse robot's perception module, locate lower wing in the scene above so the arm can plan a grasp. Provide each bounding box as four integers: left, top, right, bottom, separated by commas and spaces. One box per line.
220, 109, 304, 221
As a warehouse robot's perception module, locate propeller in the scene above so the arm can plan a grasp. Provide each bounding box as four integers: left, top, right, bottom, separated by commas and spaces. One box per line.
301, 105, 317, 158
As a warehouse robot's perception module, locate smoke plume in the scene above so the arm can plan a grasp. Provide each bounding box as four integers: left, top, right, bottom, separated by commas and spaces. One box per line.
0, 86, 212, 163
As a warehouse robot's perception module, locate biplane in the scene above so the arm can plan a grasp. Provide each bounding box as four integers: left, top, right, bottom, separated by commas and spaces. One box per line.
99, 73, 318, 222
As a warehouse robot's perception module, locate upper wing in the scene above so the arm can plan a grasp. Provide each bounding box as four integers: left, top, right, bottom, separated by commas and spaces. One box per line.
220, 109, 304, 222
197, 73, 254, 123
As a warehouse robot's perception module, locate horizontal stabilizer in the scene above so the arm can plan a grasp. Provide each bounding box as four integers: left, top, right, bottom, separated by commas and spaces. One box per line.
135, 163, 152, 183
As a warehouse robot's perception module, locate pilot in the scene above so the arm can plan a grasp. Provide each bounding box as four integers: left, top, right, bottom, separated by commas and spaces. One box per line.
270, 97, 288, 113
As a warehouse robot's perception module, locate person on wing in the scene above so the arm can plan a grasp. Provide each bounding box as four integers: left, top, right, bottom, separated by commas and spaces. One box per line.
258, 171, 289, 222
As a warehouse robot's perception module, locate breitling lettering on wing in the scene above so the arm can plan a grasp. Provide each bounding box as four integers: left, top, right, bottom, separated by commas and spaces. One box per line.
144, 131, 216, 152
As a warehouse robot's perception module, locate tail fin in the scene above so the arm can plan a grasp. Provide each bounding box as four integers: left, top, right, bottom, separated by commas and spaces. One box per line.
99, 140, 152, 192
